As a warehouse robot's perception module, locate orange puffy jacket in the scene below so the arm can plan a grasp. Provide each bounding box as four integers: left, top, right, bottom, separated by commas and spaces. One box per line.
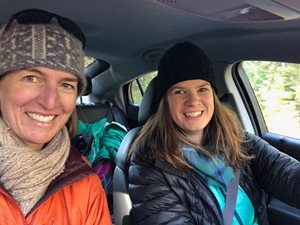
0, 148, 112, 225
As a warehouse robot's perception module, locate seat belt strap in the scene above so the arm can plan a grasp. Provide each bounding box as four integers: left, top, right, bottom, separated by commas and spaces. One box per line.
109, 102, 130, 130
223, 169, 240, 225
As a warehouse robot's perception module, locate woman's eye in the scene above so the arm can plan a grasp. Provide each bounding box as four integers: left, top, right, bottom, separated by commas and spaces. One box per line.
198, 87, 208, 92
174, 90, 185, 94
24, 75, 38, 82
62, 82, 76, 90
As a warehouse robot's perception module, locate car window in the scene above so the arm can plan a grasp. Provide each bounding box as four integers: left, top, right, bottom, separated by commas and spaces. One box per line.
242, 61, 300, 139
130, 71, 157, 104
76, 56, 96, 104
84, 56, 96, 67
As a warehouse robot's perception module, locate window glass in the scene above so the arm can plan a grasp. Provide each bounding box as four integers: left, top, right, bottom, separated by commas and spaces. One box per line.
84, 56, 96, 67
130, 71, 157, 104
242, 61, 300, 139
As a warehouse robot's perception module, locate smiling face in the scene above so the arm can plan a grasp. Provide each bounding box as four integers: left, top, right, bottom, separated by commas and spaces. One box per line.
0, 67, 78, 150
167, 79, 214, 144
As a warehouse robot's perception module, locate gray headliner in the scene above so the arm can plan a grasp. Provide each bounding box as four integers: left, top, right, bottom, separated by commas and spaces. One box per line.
1, 0, 300, 98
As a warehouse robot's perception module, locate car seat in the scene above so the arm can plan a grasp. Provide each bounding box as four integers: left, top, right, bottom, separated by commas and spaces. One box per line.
113, 77, 157, 225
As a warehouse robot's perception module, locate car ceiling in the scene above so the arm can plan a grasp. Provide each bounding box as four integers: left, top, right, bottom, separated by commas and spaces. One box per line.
2, 0, 300, 96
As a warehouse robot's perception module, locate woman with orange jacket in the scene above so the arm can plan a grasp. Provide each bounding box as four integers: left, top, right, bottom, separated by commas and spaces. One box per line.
0, 9, 111, 224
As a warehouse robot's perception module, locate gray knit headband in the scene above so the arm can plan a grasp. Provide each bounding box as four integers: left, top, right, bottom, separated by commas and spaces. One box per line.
0, 19, 86, 95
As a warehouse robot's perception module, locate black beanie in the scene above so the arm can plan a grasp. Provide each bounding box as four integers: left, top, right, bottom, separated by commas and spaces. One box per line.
154, 42, 216, 108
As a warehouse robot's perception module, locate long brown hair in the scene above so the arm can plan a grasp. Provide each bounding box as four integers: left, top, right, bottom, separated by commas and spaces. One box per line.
66, 110, 79, 138
130, 90, 250, 170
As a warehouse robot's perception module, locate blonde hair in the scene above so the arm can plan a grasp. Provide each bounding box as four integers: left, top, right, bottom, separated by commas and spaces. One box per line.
130, 90, 250, 170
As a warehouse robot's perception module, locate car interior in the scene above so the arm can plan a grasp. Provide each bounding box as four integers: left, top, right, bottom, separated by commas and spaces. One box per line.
1, 1, 300, 225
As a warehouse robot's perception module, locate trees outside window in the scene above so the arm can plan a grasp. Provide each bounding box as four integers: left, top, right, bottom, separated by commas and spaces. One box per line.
242, 61, 300, 139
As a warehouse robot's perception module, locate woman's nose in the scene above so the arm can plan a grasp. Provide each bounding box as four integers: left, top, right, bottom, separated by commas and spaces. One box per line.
186, 92, 200, 105
37, 85, 58, 109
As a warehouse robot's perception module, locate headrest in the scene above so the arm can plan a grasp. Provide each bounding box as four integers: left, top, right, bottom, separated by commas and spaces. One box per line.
82, 77, 92, 96
138, 77, 157, 125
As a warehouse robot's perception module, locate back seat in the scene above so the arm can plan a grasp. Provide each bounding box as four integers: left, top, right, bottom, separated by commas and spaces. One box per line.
76, 75, 116, 125
76, 102, 113, 124
75, 101, 129, 224
76, 101, 130, 131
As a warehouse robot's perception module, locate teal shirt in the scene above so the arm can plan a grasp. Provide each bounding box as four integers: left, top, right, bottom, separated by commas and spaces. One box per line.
208, 184, 259, 225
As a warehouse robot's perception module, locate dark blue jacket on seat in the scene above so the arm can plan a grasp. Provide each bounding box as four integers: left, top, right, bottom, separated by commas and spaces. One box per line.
128, 133, 300, 225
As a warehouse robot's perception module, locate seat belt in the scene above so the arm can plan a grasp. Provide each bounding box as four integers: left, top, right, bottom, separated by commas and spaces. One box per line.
109, 102, 130, 130
223, 169, 240, 225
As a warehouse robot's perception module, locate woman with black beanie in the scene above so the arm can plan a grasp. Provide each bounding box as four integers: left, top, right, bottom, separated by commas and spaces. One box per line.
128, 42, 300, 225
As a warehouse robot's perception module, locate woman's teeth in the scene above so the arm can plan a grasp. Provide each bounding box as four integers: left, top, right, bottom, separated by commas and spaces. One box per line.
27, 112, 55, 122
184, 111, 202, 117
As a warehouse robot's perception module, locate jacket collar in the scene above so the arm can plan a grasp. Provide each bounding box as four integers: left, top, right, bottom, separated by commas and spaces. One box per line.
30, 146, 93, 213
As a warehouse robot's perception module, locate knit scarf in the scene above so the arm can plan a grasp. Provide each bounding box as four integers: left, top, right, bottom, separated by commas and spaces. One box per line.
0, 119, 70, 216
182, 144, 234, 189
